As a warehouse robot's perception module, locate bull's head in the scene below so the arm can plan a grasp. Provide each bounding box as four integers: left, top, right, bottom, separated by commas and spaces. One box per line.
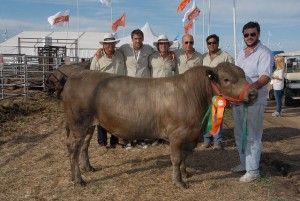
206, 62, 257, 104
45, 70, 67, 99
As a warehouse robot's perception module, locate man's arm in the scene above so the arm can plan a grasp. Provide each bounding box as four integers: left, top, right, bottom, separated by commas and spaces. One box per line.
251, 75, 270, 89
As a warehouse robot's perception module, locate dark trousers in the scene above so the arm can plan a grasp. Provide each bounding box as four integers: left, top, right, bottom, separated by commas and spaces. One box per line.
97, 125, 118, 146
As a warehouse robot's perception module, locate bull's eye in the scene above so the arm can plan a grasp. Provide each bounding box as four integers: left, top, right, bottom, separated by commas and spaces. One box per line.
224, 78, 230, 83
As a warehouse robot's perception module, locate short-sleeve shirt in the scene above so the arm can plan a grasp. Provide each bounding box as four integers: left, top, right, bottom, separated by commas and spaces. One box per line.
236, 41, 273, 105
272, 69, 284, 90
149, 51, 178, 78
119, 44, 155, 78
90, 49, 126, 75
203, 50, 234, 67
174, 49, 203, 74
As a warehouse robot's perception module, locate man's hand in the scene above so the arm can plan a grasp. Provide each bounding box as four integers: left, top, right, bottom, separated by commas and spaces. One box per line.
169, 51, 176, 61
94, 48, 103, 59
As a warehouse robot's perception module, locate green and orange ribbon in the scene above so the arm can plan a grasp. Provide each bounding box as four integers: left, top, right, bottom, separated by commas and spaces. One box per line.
200, 96, 227, 135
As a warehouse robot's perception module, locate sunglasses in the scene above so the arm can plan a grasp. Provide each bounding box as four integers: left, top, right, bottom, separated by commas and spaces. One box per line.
207, 42, 217, 45
184, 41, 194, 45
243, 32, 257, 38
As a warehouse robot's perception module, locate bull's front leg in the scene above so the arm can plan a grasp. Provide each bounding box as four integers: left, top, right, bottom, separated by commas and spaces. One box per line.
169, 141, 188, 189
80, 126, 96, 172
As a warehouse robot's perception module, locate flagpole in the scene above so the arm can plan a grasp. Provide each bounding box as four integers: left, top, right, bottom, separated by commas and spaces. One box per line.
233, 0, 237, 62
110, 3, 113, 30
77, 0, 80, 61
202, 0, 205, 53
208, 0, 211, 36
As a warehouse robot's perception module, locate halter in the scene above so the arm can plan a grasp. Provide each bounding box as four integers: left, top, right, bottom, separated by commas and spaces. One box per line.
210, 80, 251, 103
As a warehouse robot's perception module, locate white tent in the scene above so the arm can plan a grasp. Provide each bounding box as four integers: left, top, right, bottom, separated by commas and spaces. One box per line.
0, 22, 179, 58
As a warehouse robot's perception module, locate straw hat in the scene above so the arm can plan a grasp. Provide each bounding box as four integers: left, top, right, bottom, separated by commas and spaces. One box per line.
153, 34, 173, 47
99, 33, 120, 45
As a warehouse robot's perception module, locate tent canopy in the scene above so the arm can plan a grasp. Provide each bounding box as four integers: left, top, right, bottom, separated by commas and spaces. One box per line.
0, 22, 179, 58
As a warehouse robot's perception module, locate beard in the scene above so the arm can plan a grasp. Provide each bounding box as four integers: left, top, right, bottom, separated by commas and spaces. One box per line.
246, 39, 260, 47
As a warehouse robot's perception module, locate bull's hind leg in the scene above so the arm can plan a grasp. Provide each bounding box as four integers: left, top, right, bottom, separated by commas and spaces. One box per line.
80, 126, 96, 172
169, 141, 188, 189
68, 128, 86, 186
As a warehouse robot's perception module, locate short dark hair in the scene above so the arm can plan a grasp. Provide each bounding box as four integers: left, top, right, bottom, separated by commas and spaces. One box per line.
206, 34, 219, 43
131, 29, 144, 39
242, 21, 260, 34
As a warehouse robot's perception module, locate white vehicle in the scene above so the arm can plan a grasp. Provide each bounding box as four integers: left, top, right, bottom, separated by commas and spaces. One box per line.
269, 51, 300, 106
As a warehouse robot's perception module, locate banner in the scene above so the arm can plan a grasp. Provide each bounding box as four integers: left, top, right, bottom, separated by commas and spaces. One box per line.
188, 7, 200, 22
182, 2, 195, 26
48, 10, 70, 28
177, 0, 192, 12
184, 20, 193, 34
100, 0, 112, 7
112, 13, 126, 32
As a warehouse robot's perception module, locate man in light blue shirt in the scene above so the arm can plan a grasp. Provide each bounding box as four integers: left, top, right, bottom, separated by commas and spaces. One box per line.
231, 21, 273, 183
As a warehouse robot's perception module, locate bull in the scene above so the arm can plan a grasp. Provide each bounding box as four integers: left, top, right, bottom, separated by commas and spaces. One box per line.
62, 62, 257, 189
45, 61, 90, 99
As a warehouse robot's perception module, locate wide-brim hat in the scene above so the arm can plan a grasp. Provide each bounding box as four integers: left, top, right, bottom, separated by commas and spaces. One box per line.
153, 34, 173, 47
99, 33, 120, 45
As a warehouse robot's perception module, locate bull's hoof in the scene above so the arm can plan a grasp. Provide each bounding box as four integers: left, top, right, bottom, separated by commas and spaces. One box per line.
182, 171, 191, 178
81, 165, 96, 172
74, 179, 87, 187
174, 181, 189, 189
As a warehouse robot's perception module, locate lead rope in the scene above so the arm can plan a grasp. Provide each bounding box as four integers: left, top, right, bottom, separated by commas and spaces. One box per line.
241, 104, 248, 154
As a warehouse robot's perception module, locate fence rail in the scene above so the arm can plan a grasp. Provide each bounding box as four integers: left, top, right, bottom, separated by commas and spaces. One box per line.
0, 54, 78, 101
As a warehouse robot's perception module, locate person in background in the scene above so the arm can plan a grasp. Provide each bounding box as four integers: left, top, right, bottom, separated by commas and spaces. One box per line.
174, 34, 203, 74
90, 33, 126, 152
202, 34, 234, 150
150, 34, 178, 77
271, 55, 285, 117
231, 21, 273, 183
95, 29, 155, 149
149, 34, 178, 145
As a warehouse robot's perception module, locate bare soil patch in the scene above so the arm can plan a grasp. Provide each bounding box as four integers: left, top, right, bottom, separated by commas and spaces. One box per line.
0, 91, 299, 201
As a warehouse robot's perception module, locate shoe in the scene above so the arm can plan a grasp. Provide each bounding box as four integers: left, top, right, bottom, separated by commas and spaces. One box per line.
231, 164, 246, 173
213, 142, 224, 150
272, 111, 282, 117
125, 142, 132, 149
138, 142, 148, 149
202, 141, 211, 148
111, 144, 123, 149
239, 172, 259, 183
99, 146, 107, 152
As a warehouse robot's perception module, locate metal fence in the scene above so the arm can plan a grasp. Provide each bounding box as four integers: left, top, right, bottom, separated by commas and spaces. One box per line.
0, 54, 77, 101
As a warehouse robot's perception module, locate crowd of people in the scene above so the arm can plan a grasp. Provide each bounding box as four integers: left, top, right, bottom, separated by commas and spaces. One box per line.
88, 21, 274, 183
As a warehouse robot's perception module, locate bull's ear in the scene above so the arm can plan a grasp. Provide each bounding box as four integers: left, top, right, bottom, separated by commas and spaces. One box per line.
206, 69, 218, 81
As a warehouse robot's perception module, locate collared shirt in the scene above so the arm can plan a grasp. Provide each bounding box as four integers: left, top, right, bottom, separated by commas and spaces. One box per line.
173, 48, 203, 74
236, 41, 273, 105
119, 43, 155, 78
149, 51, 178, 78
203, 49, 234, 67
90, 49, 126, 75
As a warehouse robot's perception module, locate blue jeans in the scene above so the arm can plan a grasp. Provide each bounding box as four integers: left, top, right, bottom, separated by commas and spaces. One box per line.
274, 90, 282, 113
233, 104, 265, 177
203, 123, 223, 143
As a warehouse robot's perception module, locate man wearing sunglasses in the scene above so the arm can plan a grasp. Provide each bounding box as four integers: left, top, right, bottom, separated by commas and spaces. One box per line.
231, 21, 273, 183
174, 34, 203, 74
202, 34, 234, 150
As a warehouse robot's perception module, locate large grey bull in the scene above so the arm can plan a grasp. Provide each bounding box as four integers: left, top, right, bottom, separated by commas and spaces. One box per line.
62, 62, 257, 189
45, 61, 90, 98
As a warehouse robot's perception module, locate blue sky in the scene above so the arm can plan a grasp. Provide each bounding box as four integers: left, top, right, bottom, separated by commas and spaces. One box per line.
1, 0, 300, 56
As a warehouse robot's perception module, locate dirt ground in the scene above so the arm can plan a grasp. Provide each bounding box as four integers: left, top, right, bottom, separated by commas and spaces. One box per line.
0, 91, 299, 201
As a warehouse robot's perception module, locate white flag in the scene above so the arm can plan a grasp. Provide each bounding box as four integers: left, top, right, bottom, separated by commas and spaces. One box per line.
182, 2, 195, 26
48, 10, 70, 28
100, 0, 112, 7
